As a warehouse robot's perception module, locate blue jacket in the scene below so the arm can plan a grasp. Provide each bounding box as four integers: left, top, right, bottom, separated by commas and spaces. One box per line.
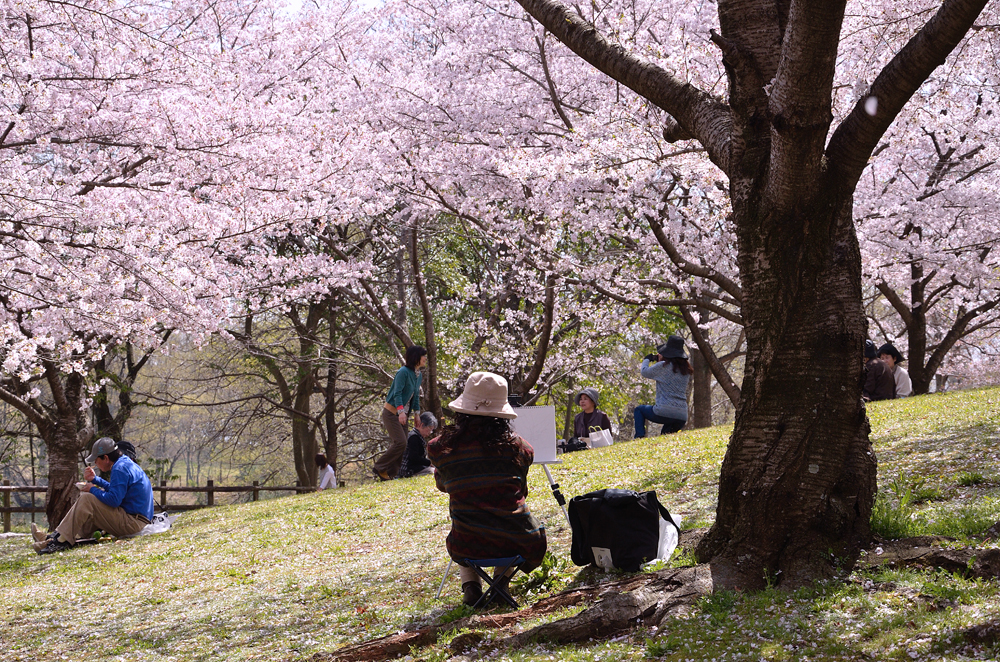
89, 455, 155, 521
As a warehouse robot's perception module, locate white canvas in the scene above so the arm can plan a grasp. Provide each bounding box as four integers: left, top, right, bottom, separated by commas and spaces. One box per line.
510, 405, 558, 464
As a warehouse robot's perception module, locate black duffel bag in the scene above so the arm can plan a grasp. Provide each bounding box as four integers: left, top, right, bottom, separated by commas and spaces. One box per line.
568, 488, 679, 572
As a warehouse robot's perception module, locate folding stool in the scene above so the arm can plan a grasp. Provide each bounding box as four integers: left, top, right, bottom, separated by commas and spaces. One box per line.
463, 555, 525, 609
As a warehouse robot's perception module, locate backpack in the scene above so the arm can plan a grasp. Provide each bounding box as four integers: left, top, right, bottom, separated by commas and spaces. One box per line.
117, 440, 138, 461
568, 489, 681, 572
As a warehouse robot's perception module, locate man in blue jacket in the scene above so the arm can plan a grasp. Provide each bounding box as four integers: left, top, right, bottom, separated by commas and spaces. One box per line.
34, 437, 154, 555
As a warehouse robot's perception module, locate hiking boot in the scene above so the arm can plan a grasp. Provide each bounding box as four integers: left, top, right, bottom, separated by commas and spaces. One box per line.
462, 581, 483, 607
37, 538, 72, 555
30, 523, 46, 543
32, 539, 50, 553
373, 467, 391, 482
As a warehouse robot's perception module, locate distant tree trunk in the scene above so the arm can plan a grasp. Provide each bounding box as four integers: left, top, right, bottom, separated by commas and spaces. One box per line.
325, 345, 339, 468
410, 223, 443, 422
690, 348, 713, 429
562, 384, 575, 440
690, 308, 714, 428
42, 368, 94, 529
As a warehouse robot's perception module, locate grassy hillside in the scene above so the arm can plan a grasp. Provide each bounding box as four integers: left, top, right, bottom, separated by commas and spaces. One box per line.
2, 388, 999, 661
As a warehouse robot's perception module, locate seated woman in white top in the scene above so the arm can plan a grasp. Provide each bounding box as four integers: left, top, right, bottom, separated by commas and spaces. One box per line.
316, 453, 337, 490
878, 342, 912, 398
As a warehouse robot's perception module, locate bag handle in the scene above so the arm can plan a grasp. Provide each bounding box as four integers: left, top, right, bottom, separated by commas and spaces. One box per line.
651, 495, 681, 535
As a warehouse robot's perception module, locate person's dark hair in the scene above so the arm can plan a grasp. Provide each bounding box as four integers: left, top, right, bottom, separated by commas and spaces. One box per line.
104, 449, 122, 463
315, 453, 328, 468
404, 345, 428, 370
668, 357, 694, 376
436, 413, 517, 455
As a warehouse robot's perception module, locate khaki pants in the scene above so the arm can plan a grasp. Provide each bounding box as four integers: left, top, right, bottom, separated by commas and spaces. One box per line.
56, 492, 147, 544
374, 408, 408, 478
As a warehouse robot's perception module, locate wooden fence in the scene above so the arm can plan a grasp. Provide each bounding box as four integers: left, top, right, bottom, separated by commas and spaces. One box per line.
1, 479, 316, 533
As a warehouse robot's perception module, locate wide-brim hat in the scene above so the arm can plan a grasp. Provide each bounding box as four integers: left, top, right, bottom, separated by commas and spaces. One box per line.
449, 371, 518, 419
877, 342, 905, 364
657, 335, 688, 360
576, 387, 600, 407
85, 437, 118, 464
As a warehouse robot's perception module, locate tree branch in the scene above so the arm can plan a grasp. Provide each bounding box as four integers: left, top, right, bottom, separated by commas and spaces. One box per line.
512, 0, 733, 172
680, 306, 741, 405
827, 0, 990, 189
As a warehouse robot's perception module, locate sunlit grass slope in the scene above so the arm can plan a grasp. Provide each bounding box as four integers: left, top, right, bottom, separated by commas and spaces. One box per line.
1, 387, 999, 661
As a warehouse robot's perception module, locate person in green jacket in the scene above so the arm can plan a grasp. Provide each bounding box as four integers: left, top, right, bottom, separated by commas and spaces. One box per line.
374, 345, 427, 480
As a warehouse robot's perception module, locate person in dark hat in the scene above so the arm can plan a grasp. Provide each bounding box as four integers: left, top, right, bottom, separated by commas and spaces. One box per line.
878, 342, 912, 398
634, 335, 692, 438
573, 387, 612, 443
863, 340, 896, 402
31, 437, 154, 554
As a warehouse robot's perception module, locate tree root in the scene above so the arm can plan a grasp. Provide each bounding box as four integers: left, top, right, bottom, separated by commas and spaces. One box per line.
857, 536, 1000, 580
316, 565, 714, 661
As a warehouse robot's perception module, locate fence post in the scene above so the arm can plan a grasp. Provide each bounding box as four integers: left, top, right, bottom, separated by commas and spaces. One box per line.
160, 480, 167, 509
2, 479, 9, 533
207, 479, 214, 507
252, 480, 259, 502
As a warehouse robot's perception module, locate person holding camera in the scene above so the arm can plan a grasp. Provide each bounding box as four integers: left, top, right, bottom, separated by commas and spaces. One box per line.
374, 345, 427, 481
634, 336, 692, 438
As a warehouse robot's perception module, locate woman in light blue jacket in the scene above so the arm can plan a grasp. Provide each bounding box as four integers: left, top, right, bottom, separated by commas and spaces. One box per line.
634, 336, 691, 438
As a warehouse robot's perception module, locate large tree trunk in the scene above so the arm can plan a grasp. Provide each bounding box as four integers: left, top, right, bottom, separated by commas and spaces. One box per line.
696, 199, 876, 588
512, 0, 987, 589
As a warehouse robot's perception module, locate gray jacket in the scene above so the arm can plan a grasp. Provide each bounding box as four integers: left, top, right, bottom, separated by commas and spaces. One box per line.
640, 358, 689, 421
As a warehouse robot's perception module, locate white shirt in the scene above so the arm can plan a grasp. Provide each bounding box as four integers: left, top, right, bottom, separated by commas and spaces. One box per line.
317, 464, 337, 490
893, 365, 912, 398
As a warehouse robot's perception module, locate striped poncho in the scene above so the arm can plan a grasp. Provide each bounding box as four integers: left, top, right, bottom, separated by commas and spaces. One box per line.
428, 432, 547, 571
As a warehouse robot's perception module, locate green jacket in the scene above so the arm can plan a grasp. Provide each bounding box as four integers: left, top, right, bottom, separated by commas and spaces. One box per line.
386, 366, 421, 414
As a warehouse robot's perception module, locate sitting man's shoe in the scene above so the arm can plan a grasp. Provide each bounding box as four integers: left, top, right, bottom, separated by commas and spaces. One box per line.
373, 468, 391, 482
30, 523, 47, 543
37, 538, 72, 555
462, 581, 483, 607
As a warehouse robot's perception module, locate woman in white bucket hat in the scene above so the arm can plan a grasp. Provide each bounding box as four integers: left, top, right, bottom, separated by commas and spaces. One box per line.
428, 372, 547, 606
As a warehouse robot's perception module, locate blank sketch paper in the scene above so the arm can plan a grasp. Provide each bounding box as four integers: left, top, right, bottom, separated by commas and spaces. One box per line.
510, 405, 558, 464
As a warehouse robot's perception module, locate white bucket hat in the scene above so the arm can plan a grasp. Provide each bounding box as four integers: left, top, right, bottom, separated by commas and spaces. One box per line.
448, 372, 518, 419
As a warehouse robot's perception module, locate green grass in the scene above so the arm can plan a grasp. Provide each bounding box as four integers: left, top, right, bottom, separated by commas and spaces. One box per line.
2, 387, 1000, 661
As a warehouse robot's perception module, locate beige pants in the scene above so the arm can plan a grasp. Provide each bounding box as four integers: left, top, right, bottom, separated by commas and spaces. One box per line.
374, 407, 408, 478
56, 492, 147, 544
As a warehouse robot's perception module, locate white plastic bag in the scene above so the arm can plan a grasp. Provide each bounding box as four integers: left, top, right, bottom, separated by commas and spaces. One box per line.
588, 427, 614, 448
645, 512, 683, 568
